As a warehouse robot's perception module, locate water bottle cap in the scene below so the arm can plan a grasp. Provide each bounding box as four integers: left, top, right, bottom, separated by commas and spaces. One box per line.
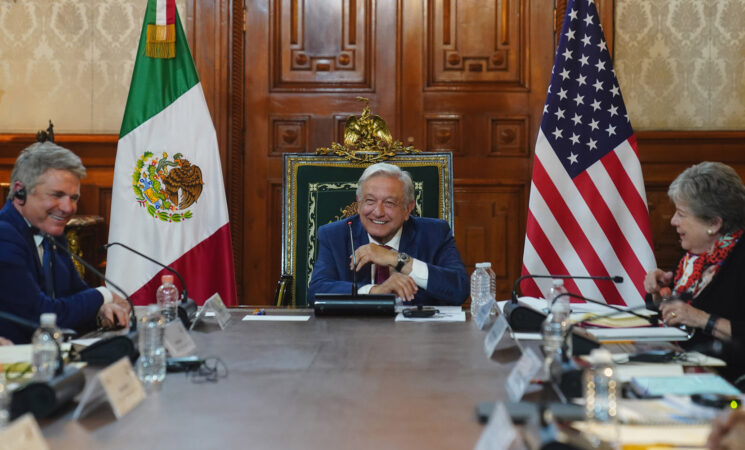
475, 262, 491, 268
39, 313, 57, 326
552, 279, 565, 287
161, 274, 175, 284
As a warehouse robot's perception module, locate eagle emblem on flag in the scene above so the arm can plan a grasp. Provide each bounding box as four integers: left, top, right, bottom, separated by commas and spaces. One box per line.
132, 151, 204, 222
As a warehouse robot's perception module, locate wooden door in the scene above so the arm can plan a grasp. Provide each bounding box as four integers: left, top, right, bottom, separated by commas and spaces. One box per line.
240, 0, 559, 304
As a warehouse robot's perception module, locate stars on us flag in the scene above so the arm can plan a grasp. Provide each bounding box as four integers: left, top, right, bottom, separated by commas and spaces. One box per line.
540, 0, 633, 178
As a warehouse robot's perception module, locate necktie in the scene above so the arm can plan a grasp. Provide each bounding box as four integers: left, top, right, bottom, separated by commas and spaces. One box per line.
41, 237, 55, 298
374, 245, 393, 285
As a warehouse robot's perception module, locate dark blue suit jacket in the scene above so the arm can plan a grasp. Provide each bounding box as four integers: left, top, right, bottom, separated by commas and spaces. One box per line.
308, 215, 469, 306
0, 200, 102, 343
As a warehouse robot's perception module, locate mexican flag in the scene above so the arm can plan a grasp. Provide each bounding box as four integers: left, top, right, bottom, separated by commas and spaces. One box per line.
107, 0, 237, 306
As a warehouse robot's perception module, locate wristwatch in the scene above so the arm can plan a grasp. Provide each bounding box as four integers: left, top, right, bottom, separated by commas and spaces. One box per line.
395, 252, 410, 272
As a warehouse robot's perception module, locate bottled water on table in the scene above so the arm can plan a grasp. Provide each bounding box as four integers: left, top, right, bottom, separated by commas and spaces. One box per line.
32, 313, 62, 381
157, 274, 180, 323
547, 279, 569, 311
584, 348, 619, 447
470, 262, 496, 317
137, 304, 167, 391
541, 281, 572, 381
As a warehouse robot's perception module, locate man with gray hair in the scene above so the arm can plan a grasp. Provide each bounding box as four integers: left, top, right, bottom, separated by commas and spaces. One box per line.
308, 162, 468, 305
0, 141, 130, 343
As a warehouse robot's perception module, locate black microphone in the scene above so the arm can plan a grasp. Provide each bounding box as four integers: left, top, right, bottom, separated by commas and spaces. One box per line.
102, 241, 197, 328
0, 310, 85, 420
504, 274, 623, 331
41, 233, 136, 331
347, 220, 358, 297
313, 219, 396, 316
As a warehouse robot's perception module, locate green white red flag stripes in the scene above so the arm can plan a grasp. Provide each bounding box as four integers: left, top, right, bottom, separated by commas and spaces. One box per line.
107, 0, 236, 306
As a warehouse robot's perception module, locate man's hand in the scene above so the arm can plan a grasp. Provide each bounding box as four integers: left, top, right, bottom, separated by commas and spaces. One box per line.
643, 268, 673, 301
369, 272, 418, 302
112, 292, 131, 312
0, 337, 13, 346
351, 243, 397, 271
98, 302, 131, 329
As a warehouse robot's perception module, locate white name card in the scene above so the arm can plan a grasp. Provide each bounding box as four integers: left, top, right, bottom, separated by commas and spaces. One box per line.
0, 413, 48, 450
483, 313, 511, 359
73, 357, 146, 420
505, 347, 543, 403
190, 293, 232, 330
474, 402, 519, 450
473, 299, 496, 330
164, 320, 197, 357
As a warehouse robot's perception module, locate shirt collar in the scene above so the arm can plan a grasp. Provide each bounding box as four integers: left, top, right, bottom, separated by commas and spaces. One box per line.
367, 226, 403, 250
22, 217, 43, 247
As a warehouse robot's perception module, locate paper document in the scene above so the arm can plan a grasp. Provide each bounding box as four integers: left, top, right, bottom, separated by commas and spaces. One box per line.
630, 373, 741, 397
573, 422, 710, 447
242, 315, 311, 322
587, 326, 689, 342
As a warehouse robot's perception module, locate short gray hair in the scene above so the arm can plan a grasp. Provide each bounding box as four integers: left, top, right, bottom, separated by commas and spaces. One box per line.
356, 162, 415, 204
668, 161, 745, 234
9, 141, 86, 200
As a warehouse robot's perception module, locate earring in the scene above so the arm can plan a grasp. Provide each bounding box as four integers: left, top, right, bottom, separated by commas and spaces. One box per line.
707, 229, 714, 236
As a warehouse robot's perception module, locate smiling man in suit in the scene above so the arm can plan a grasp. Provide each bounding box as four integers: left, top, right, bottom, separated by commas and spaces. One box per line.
308, 163, 468, 306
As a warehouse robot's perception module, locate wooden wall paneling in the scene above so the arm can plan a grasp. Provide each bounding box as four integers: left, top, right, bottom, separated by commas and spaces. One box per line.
242, 0, 399, 305
454, 181, 526, 300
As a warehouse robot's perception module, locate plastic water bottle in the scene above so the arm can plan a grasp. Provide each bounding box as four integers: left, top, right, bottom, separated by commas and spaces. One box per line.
137, 304, 166, 391
157, 274, 179, 323
470, 263, 494, 317
32, 313, 62, 380
541, 284, 572, 381
0, 367, 8, 428
547, 279, 569, 311
584, 348, 619, 446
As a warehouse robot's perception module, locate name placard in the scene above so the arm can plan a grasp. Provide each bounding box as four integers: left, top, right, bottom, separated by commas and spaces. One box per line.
483, 313, 511, 359
474, 402, 518, 450
190, 293, 232, 330
0, 413, 48, 450
505, 347, 543, 403
473, 299, 496, 330
73, 357, 146, 420
164, 320, 197, 357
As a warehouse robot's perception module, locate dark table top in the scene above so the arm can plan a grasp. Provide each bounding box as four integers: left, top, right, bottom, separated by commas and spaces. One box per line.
41, 309, 516, 449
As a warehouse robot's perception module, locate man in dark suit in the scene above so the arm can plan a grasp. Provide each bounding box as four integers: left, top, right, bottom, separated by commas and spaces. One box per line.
308, 163, 469, 306
0, 141, 130, 343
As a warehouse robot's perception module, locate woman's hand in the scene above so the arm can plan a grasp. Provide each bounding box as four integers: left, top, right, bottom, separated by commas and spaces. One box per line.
644, 269, 673, 300
658, 300, 708, 328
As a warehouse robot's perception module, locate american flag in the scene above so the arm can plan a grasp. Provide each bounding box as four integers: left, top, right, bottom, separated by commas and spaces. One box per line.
521, 0, 656, 306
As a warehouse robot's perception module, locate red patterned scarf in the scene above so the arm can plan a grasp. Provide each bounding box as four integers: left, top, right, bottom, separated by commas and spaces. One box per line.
673, 230, 743, 298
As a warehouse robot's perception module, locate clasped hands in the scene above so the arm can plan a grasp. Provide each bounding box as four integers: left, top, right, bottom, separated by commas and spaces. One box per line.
97, 293, 132, 329
644, 268, 707, 328
350, 243, 417, 301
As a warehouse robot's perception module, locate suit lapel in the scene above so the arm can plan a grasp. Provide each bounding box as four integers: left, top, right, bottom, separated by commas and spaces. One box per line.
399, 218, 416, 255
352, 216, 371, 284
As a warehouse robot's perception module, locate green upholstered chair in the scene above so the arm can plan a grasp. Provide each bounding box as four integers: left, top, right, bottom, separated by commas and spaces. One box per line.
279, 152, 454, 307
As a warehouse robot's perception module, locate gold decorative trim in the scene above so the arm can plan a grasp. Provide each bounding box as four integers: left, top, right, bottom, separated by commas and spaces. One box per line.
315, 97, 421, 163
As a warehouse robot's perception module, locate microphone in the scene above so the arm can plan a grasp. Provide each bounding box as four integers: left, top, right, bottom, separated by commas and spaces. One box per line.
102, 241, 197, 328
41, 233, 136, 331
313, 219, 396, 316
504, 274, 623, 331
40, 233, 138, 367
347, 220, 358, 297
0, 310, 85, 420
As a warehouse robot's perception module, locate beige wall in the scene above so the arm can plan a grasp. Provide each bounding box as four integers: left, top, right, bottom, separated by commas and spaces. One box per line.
0, 0, 186, 134
615, 0, 745, 130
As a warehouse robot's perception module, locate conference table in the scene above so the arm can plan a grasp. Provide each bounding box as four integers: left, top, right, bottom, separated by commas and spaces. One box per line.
40, 309, 514, 449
